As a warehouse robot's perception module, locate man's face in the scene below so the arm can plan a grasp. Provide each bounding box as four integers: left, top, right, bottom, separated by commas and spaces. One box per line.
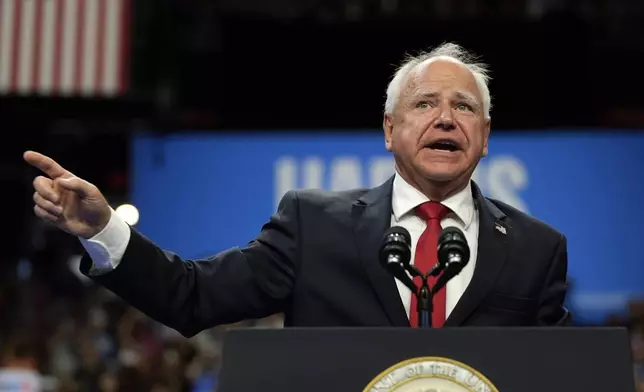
384, 59, 490, 186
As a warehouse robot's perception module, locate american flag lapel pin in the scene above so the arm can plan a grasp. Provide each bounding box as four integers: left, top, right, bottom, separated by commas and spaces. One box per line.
494, 223, 507, 235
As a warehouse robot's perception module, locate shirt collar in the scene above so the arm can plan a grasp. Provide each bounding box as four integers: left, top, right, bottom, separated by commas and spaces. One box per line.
391, 172, 475, 229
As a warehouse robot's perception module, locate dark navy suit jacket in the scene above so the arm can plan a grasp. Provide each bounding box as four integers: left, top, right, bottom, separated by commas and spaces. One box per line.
81, 177, 570, 337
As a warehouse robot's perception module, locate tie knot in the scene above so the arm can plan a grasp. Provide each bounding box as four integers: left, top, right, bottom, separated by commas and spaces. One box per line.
416, 201, 449, 221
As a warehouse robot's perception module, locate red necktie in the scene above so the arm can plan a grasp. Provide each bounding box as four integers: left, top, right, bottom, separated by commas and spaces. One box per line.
410, 201, 449, 328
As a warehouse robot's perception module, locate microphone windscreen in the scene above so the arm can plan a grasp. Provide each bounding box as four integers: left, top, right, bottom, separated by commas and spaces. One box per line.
379, 226, 412, 267
383, 226, 411, 243
437, 226, 470, 266
438, 226, 466, 244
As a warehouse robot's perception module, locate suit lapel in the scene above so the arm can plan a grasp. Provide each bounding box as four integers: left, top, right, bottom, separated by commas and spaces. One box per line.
352, 176, 409, 327
444, 182, 512, 326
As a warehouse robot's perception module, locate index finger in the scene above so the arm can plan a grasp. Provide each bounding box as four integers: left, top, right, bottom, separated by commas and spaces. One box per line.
23, 151, 70, 179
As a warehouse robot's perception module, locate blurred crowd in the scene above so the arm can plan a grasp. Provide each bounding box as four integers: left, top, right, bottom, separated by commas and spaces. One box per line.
0, 257, 642, 391
0, 258, 282, 392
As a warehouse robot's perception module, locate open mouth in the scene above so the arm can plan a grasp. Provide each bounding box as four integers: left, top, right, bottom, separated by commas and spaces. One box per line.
426, 139, 460, 152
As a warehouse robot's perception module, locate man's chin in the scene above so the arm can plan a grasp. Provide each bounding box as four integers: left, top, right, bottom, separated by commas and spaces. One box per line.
418, 164, 467, 183
423, 172, 462, 183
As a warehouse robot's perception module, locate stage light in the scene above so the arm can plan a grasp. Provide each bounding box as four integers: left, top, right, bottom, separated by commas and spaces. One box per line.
115, 204, 139, 226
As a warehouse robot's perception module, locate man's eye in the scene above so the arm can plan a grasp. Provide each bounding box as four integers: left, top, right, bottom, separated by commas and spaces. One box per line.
416, 101, 432, 109
456, 103, 473, 111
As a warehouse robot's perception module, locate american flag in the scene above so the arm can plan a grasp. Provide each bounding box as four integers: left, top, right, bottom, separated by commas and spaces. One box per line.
0, 0, 131, 97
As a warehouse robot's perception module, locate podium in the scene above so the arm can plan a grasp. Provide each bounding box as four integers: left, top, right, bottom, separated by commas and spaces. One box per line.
217, 327, 636, 392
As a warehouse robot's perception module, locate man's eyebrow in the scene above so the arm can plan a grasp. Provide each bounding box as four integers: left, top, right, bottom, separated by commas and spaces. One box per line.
454, 91, 479, 105
409, 90, 482, 109
413, 91, 478, 102
416, 92, 439, 99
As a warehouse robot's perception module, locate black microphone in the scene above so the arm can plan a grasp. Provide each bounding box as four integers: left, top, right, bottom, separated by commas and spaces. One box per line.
379, 226, 416, 293
431, 226, 470, 295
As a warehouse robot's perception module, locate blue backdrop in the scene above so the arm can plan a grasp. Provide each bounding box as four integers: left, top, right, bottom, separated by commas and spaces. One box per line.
131, 131, 644, 323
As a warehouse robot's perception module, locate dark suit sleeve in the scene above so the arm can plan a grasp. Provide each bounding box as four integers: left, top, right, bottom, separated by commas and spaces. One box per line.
80, 190, 301, 337
537, 235, 572, 326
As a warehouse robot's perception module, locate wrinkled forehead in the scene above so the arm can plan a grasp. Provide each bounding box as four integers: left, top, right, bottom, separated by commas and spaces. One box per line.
405, 57, 482, 102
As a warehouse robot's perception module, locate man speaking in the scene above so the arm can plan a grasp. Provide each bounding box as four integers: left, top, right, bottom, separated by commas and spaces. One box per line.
24, 43, 570, 336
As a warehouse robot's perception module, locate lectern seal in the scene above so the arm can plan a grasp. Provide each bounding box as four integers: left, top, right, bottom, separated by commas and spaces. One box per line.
363, 357, 499, 392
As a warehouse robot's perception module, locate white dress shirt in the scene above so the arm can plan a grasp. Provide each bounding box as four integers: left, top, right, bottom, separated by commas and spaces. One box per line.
390, 173, 479, 320
80, 174, 479, 322
79, 207, 130, 275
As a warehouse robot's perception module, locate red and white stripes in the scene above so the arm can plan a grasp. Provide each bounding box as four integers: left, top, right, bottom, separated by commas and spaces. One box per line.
0, 0, 131, 97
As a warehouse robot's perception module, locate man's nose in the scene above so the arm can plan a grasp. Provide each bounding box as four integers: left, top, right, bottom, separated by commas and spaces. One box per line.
435, 104, 455, 130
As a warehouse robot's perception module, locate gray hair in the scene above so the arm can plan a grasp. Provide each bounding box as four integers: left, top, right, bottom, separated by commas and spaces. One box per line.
384, 42, 492, 119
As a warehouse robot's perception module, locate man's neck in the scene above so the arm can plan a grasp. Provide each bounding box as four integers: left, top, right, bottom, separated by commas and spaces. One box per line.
396, 170, 469, 202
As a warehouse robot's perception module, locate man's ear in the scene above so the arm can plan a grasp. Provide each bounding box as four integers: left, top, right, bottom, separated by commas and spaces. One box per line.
384, 114, 394, 152
482, 117, 491, 157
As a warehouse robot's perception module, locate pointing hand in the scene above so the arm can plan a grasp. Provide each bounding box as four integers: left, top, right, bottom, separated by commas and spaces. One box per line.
24, 151, 112, 239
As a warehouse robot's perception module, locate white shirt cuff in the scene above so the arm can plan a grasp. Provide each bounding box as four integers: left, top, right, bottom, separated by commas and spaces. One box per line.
78, 208, 131, 275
